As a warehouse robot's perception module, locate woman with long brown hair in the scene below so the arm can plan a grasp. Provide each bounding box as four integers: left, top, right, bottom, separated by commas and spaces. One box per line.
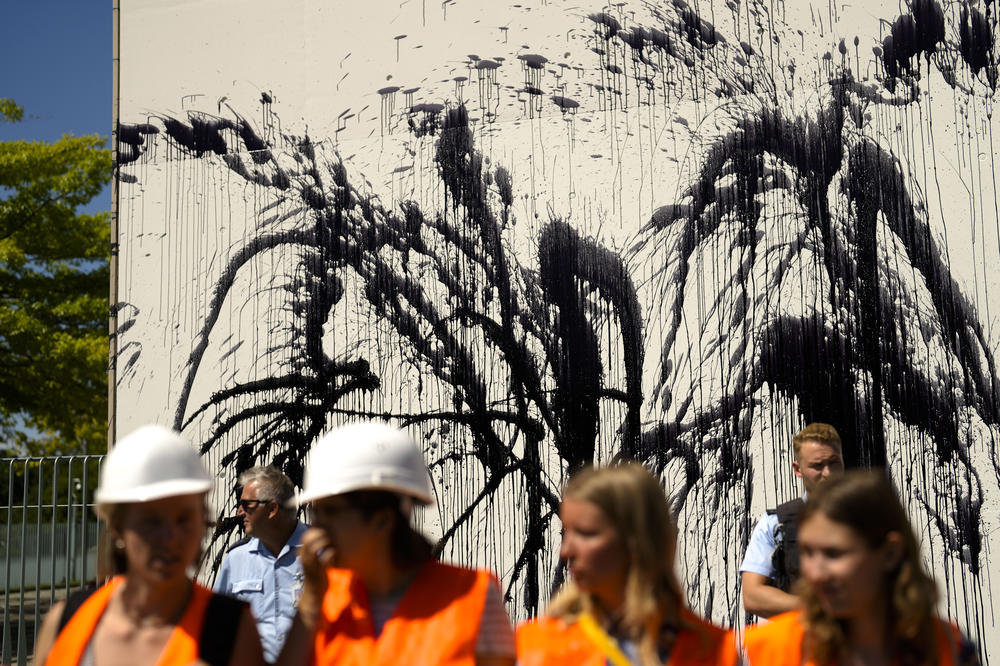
277, 420, 516, 666
742, 469, 979, 666
517, 463, 731, 666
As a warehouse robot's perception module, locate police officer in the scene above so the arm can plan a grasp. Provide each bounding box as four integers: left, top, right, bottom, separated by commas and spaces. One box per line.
215, 466, 308, 663
740, 423, 844, 618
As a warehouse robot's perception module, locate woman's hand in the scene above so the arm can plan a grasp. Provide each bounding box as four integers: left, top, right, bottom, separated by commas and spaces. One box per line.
274, 528, 333, 666
297, 527, 335, 629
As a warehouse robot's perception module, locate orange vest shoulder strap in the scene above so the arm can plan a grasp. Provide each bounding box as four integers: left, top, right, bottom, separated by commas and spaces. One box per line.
315, 569, 371, 666
671, 610, 731, 666
389, 560, 485, 617
743, 611, 807, 666
516, 616, 605, 666
45, 578, 123, 666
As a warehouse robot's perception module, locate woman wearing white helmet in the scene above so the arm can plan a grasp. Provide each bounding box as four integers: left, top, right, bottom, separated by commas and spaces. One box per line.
33, 425, 265, 666
277, 420, 516, 666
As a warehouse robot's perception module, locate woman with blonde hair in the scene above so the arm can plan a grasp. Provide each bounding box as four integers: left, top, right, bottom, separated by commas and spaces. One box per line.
517, 463, 731, 666
33, 425, 264, 666
742, 469, 979, 666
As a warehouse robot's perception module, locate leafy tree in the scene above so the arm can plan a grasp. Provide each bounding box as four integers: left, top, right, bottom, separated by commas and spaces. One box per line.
0, 98, 110, 455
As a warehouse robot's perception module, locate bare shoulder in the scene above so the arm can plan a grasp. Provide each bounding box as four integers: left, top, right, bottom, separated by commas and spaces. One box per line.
33, 600, 68, 665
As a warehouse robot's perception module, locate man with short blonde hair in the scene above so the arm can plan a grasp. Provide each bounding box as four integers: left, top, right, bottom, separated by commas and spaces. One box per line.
740, 423, 845, 618
792, 422, 841, 459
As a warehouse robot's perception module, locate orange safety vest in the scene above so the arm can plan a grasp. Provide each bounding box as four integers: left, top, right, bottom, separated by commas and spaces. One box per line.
517, 608, 733, 666
45, 577, 215, 666
742, 610, 962, 666
313, 559, 493, 665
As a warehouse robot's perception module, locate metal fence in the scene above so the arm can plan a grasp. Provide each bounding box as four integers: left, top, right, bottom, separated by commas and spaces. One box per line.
1, 455, 104, 665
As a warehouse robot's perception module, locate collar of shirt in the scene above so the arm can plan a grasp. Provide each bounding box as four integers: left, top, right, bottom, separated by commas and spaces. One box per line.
248, 521, 309, 559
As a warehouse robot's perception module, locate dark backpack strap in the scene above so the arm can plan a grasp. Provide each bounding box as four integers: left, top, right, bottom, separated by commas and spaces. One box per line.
770, 499, 805, 591
198, 592, 247, 665
775, 499, 805, 543
775, 498, 805, 517
58, 586, 98, 633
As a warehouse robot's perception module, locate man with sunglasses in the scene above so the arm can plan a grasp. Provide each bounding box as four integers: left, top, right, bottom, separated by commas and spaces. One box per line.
214, 466, 308, 664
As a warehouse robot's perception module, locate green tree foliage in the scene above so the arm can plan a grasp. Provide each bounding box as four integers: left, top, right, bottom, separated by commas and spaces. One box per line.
0, 99, 110, 455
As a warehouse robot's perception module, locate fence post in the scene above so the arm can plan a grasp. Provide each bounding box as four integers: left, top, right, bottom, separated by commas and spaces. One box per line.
2, 460, 14, 664
16, 459, 30, 664
31, 459, 44, 656
48, 458, 60, 630
64, 459, 73, 600
81, 461, 90, 586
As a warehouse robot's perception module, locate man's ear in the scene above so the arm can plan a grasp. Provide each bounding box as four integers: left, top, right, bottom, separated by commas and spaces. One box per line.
792, 459, 802, 479
267, 500, 280, 520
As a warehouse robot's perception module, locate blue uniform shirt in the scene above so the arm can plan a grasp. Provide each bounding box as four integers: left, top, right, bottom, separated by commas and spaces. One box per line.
739, 494, 807, 579
213, 522, 308, 663
739, 512, 780, 579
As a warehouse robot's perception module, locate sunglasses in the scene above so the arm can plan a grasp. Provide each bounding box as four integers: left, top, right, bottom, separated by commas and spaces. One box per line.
237, 498, 272, 511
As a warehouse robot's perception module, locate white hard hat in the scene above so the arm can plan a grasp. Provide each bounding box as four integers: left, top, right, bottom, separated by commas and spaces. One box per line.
95, 424, 213, 508
298, 421, 434, 506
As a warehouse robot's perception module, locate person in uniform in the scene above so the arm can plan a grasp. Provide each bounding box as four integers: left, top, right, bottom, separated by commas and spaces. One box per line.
214, 465, 308, 663
740, 423, 844, 618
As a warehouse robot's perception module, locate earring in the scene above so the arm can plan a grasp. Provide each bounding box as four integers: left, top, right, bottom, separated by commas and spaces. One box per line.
114, 538, 126, 549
